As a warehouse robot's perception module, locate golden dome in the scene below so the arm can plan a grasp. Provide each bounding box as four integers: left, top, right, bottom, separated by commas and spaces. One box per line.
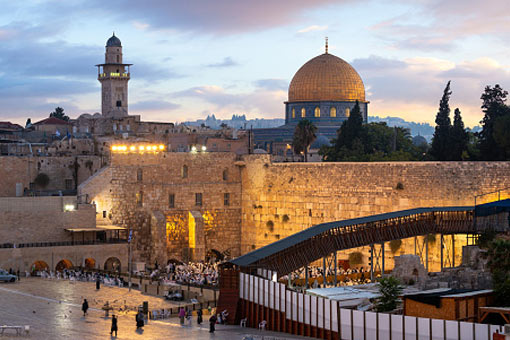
288, 53, 365, 102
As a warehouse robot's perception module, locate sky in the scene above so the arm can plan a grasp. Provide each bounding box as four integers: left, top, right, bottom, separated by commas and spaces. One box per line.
1, 0, 510, 127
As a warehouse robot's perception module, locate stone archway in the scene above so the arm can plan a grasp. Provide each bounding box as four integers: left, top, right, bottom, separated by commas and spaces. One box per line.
32, 260, 49, 272
104, 257, 121, 272
84, 258, 96, 269
55, 259, 73, 271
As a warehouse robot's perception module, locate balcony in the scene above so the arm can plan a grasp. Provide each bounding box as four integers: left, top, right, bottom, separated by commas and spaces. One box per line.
98, 72, 130, 80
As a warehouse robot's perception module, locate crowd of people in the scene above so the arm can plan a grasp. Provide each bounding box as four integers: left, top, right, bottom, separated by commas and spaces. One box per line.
282, 265, 372, 288
149, 261, 220, 287
35, 268, 126, 287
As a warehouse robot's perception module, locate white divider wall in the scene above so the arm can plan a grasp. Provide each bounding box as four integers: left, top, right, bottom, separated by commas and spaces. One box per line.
238, 273, 503, 340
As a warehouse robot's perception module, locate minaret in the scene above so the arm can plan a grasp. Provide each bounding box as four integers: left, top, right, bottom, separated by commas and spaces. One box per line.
96, 33, 132, 117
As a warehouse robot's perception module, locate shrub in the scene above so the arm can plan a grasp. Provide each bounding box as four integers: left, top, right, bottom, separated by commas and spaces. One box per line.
349, 251, 363, 266
376, 276, 403, 312
266, 220, 274, 232
34, 173, 50, 188
396, 182, 404, 190
389, 239, 403, 254
282, 214, 290, 223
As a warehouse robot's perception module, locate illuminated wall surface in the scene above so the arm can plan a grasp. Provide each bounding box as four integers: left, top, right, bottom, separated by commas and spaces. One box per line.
80, 153, 510, 266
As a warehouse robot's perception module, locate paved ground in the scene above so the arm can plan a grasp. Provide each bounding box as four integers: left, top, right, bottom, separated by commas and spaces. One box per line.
0, 278, 311, 340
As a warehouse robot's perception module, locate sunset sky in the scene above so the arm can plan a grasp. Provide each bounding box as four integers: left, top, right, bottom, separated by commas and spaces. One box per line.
1, 0, 510, 127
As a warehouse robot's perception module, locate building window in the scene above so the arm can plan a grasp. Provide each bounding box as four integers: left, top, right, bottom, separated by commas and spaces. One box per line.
102, 211, 107, 218
126, 124, 130, 131
345, 107, 350, 117
291, 108, 295, 118
222, 169, 228, 181
330, 107, 337, 117
116, 100, 122, 107
182, 165, 188, 178
136, 191, 143, 207
65, 179, 73, 190
168, 193, 175, 208
195, 193, 202, 206
116, 55, 119, 63
314, 107, 320, 117
137, 168, 143, 182
224, 193, 230, 206
301, 108, 306, 118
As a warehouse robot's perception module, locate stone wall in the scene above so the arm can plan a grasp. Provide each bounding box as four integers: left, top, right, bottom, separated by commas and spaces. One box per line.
0, 196, 96, 244
240, 157, 510, 271
80, 152, 243, 265
0, 155, 103, 196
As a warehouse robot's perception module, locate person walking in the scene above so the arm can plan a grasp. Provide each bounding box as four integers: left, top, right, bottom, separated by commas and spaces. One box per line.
197, 309, 203, 325
136, 311, 144, 329
209, 314, 217, 333
178, 307, 185, 325
82, 299, 89, 316
110, 315, 118, 337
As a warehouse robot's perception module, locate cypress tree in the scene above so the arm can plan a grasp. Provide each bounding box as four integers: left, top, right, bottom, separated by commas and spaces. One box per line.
450, 108, 468, 160
430, 81, 452, 160
478, 84, 508, 160
336, 100, 363, 150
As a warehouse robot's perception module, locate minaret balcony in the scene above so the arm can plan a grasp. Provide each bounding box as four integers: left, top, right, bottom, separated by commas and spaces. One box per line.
98, 72, 130, 80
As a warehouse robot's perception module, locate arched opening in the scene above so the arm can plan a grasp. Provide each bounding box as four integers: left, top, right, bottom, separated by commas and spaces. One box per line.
222, 169, 228, 181
55, 259, 73, 272
84, 258, 96, 269
330, 107, 337, 117
291, 108, 295, 119
32, 261, 49, 272
167, 258, 184, 265
206, 249, 224, 262
116, 100, 122, 107
345, 107, 350, 117
314, 107, 320, 117
301, 108, 306, 118
137, 168, 143, 182
182, 165, 188, 179
104, 257, 121, 272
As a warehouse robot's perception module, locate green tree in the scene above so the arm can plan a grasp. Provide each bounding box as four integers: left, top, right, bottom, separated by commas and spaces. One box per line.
493, 114, 510, 159
49, 107, 70, 121
450, 108, 469, 160
292, 119, 317, 162
478, 84, 509, 160
430, 81, 452, 160
376, 276, 403, 312
487, 238, 510, 306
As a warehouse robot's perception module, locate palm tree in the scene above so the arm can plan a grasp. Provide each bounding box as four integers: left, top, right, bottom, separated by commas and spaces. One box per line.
292, 119, 317, 162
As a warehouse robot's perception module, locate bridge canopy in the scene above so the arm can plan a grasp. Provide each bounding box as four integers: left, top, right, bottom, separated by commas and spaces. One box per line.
231, 206, 474, 276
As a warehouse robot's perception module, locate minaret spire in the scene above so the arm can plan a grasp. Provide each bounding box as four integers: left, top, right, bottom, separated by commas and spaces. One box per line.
325, 37, 328, 54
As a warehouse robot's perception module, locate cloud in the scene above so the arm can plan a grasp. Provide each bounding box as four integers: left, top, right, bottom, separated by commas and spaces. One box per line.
253, 79, 288, 91
352, 55, 510, 127
171, 84, 286, 118
297, 25, 328, 34
206, 57, 238, 68
74, 0, 344, 34
371, 0, 510, 51
130, 100, 180, 111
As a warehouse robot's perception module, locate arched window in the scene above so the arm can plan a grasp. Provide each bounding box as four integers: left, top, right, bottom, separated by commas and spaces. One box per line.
222, 169, 228, 181
136, 168, 143, 182
182, 165, 188, 179
330, 107, 337, 117
291, 108, 295, 119
136, 191, 143, 207
301, 108, 306, 118
314, 107, 320, 117
345, 108, 350, 117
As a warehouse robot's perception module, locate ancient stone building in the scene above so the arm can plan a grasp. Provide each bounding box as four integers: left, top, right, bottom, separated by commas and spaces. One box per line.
79, 151, 510, 271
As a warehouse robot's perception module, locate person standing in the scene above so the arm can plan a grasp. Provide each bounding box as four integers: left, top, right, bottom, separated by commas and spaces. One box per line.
178, 307, 185, 325
82, 299, 89, 316
209, 314, 217, 333
197, 309, 203, 325
110, 315, 118, 337
136, 311, 144, 329
96, 277, 101, 290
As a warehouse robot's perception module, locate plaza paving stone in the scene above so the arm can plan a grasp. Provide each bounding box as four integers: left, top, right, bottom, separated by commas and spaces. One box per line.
0, 278, 311, 340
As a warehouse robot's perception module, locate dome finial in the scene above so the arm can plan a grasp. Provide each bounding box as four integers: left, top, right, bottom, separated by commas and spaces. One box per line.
325, 37, 328, 54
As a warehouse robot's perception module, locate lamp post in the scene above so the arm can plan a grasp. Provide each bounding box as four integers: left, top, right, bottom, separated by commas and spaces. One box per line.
128, 230, 133, 292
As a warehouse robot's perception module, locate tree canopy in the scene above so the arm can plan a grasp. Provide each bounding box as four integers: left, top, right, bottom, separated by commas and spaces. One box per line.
292, 119, 317, 162
49, 107, 70, 121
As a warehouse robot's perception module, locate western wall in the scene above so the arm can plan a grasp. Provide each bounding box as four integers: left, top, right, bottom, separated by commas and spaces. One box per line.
79, 152, 510, 273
